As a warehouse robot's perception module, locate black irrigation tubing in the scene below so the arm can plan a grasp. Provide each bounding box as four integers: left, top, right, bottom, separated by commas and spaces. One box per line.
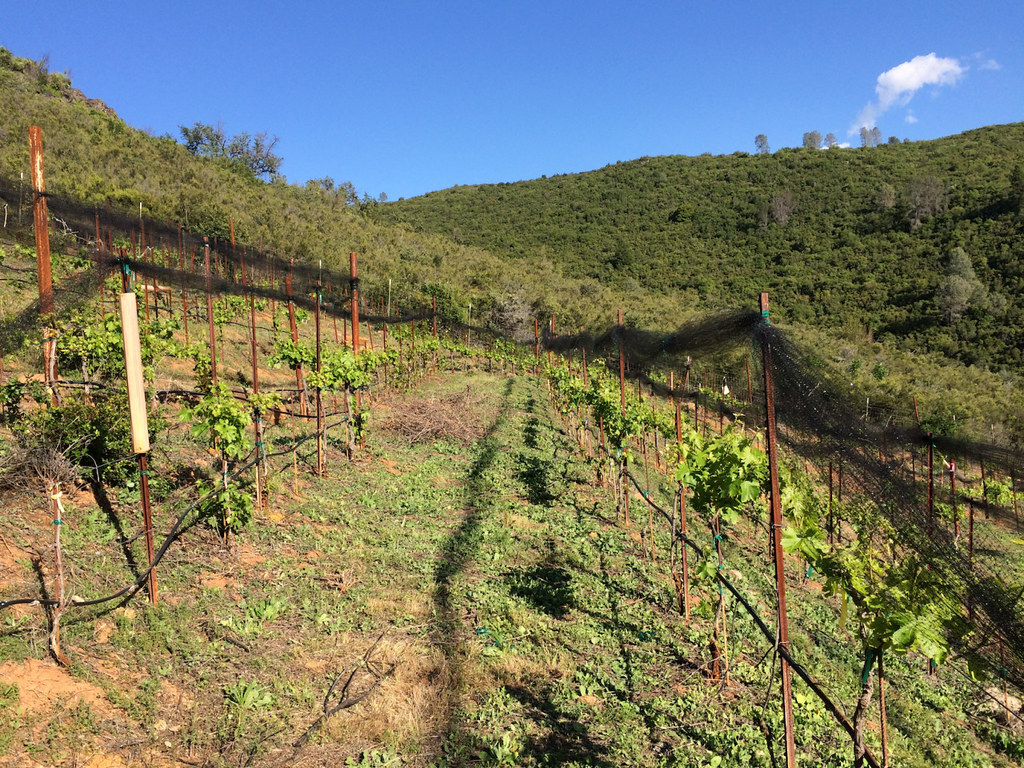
622, 468, 883, 768
149, 386, 359, 421
0, 264, 38, 275
266, 406, 353, 422
0, 414, 348, 613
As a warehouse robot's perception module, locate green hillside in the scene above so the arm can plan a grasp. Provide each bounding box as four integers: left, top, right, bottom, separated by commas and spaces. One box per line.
0, 48, 680, 335
2, 46, 1024, 443
379, 126, 1024, 369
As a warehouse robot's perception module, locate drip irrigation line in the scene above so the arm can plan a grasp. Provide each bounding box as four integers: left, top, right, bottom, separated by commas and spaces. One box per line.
0, 264, 38, 275
145, 385, 358, 423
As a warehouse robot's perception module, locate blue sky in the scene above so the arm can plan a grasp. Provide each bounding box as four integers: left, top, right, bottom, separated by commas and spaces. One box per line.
3, 1, 1021, 200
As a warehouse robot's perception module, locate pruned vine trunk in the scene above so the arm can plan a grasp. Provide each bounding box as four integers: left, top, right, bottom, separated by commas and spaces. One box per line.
853, 650, 878, 767
49, 483, 69, 666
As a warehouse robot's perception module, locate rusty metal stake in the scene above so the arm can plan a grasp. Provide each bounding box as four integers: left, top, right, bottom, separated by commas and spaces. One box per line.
29, 126, 58, 403
759, 293, 797, 768
315, 277, 324, 477
617, 309, 629, 526
981, 458, 989, 520
286, 260, 307, 416
204, 239, 218, 387
828, 458, 834, 547
1013, 469, 1020, 532
535, 318, 540, 372
350, 253, 362, 436
927, 438, 934, 533
138, 453, 158, 603
879, 650, 888, 768
951, 460, 959, 541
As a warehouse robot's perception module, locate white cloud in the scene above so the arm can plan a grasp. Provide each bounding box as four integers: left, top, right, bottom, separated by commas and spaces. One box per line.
905, 111, 918, 124
850, 53, 965, 134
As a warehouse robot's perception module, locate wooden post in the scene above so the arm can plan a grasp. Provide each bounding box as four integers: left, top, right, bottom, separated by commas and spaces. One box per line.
759, 293, 797, 768
29, 126, 58, 402
120, 288, 157, 604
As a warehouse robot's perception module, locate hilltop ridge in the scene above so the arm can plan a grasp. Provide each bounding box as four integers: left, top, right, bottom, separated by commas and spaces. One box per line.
380, 123, 1024, 371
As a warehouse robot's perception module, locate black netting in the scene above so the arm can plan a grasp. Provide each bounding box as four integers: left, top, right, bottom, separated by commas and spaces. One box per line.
3, 178, 1022, 691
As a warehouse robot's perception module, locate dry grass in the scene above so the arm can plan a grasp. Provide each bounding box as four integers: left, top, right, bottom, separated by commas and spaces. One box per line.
292, 635, 453, 766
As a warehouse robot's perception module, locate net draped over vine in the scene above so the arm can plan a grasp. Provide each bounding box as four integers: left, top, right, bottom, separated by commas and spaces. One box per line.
2, 176, 1022, 692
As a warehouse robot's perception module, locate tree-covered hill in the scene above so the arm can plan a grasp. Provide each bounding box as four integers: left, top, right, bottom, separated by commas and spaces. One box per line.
379, 125, 1024, 369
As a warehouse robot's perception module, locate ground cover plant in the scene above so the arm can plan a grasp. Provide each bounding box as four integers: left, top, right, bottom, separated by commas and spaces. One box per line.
2, 324, 1023, 766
